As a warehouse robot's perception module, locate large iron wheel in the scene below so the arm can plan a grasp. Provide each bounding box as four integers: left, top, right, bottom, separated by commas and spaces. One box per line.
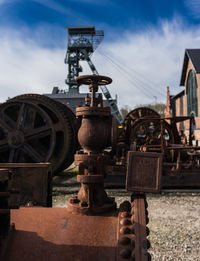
123, 107, 161, 146
7, 94, 77, 173
130, 118, 175, 146
0, 101, 55, 163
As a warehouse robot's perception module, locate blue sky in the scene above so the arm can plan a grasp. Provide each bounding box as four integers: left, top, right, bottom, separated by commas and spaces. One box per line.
1, 0, 200, 107
0, 0, 198, 46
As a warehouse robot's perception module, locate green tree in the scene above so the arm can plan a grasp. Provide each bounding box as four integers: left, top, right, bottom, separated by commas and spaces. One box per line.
120, 103, 166, 119
120, 105, 131, 119
135, 103, 166, 117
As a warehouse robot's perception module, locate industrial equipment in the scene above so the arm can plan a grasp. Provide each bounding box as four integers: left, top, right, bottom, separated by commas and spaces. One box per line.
105, 106, 200, 189
0, 94, 78, 173
1, 75, 151, 261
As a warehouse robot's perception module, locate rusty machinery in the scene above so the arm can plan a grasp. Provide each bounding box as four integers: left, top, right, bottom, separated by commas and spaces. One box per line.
0, 75, 154, 261
0, 94, 79, 174
105, 106, 200, 189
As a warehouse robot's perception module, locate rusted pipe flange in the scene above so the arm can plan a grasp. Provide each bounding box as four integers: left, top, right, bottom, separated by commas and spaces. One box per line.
76, 107, 111, 117
74, 153, 110, 163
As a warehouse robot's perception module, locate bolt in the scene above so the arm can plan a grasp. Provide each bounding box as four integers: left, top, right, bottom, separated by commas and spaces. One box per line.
120, 227, 131, 235
119, 248, 131, 259
120, 212, 131, 218
119, 237, 131, 246
120, 218, 132, 226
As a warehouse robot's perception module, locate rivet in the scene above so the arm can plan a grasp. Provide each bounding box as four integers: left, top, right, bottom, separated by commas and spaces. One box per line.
80, 201, 88, 207
119, 201, 131, 212
120, 218, 132, 226
120, 227, 131, 234
119, 248, 131, 259
142, 239, 151, 250
120, 212, 131, 218
146, 226, 150, 236
119, 237, 131, 245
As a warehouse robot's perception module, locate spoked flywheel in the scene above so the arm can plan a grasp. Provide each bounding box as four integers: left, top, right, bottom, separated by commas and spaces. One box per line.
130, 118, 175, 146
123, 107, 175, 147
0, 94, 78, 173
0, 101, 55, 163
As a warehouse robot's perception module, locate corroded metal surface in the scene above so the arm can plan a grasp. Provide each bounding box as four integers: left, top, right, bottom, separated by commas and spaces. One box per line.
117, 196, 150, 261
7, 207, 118, 261
68, 74, 116, 215
0, 101, 55, 164
1, 75, 151, 260
0, 169, 18, 261
6, 196, 150, 261
126, 152, 162, 193
2, 94, 77, 173
0, 163, 52, 207
0, 169, 10, 242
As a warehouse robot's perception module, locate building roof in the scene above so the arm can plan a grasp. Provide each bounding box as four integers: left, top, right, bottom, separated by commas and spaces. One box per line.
67, 26, 95, 36
180, 49, 200, 86
171, 90, 185, 101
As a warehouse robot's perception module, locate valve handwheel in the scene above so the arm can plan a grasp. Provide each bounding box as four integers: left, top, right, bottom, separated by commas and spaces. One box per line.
76, 74, 112, 86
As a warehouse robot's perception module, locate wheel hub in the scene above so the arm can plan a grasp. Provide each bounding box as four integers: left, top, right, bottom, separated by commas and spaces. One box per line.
7, 130, 24, 148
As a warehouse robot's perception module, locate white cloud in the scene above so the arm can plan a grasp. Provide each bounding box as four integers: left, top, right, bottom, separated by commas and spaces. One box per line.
0, 19, 200, 110
0, 28, 66, 101
32, 0, 68, 14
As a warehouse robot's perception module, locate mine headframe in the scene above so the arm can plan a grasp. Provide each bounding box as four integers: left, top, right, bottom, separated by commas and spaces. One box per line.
64, 26, 123, 124
65, 26, 104, 93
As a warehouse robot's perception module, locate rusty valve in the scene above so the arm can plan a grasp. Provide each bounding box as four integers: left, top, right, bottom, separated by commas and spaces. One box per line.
76, 74, 112, 107
67, 74, 116, 215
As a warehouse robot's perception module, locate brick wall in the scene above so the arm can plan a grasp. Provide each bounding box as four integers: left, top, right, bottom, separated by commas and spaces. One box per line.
175, 59, 200, 141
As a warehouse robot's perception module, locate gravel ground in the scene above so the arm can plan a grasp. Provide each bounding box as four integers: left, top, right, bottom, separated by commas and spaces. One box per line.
53, 173, 200, 261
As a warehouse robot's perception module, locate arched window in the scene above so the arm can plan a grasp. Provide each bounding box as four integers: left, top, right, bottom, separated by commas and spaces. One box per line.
187, 69, 198, 116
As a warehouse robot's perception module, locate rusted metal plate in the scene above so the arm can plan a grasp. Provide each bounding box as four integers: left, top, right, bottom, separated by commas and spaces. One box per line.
0, 224, 15, 261
126, 152, 162, 193
0, 163, 52, 207
7, 207, 118, 261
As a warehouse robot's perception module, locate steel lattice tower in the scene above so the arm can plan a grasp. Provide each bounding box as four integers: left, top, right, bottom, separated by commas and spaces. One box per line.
65, 26, 104, 93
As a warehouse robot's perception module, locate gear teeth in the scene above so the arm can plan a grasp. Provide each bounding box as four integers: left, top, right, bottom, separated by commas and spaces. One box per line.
8, 94, 77, 173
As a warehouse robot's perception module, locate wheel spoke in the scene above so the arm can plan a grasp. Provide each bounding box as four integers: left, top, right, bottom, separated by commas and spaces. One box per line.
16, 103, 26, 130
0, 118, 10, 132
8, 148, 15, 162
31, 110, 37, 129
0, 113, 16, 130
25, 126, 52, 140
23, 144, 44, 162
